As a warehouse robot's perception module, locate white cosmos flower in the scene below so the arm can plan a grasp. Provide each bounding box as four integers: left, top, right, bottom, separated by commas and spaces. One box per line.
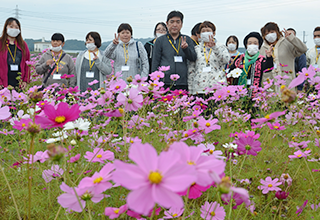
63, 118, 91, 131
227, 68, 242, 78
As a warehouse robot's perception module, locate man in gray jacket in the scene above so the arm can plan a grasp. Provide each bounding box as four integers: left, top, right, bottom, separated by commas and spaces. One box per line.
151, 11, 197, 91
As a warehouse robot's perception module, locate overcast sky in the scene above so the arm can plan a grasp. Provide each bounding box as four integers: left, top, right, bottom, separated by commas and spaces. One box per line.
0, 0, 319, 48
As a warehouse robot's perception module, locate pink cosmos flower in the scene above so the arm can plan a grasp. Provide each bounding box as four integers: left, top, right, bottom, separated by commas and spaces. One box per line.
251, 110, 287, 124
170, 141, 225, 187
61, 74, 75, 79
35, 102, 80, 129
0, 103, 10, 120
24, 150, 49, 164
158, 66, 170, 72
88, 79, 99, 85
197, 117, 221, 134
267, 122, 285, 130
68, 154, 81, 163
288, 150, 311, 159
57, 182, 104, 212
84, 148, 114, 163
235, 136, 261, 156
149, 71, 164, 81
280, 173, 292, 186
163, 207, 184, 219
178, 183, 210, 199
117, 88, 143, 111
105, 204, 128, 219
109, 79, 127, 92
296, 200, 308, 216
198, 143, 224, 159
42, 165, 64, 183
112, 142, 197, 215
170, 74, 180, 81
258, 177, 282, 194
78, 163, 114, 193
13, 118, 32, 131
200, 201, 226, 220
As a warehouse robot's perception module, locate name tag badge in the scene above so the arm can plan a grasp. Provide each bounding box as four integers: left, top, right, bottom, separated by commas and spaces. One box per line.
273, 63, 277, 69
313, 64, 319, 68
121, 65, 130, 71
53, 74, 61, 80
247, 79, 251, 85
86, 71, 94, 78
203, 66, 211, 72
174, 56, 183, 63
10, 64, 19, 71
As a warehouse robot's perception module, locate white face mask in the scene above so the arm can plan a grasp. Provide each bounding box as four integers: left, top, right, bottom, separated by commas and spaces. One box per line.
228, 43, 236, 51
265, 33, 277, 43
200, 32, 214, 42
86, 43, 97, 51
314, 38, 320, 46
7, 28, 20, 38
156, 33, 165, 38
51, 45, 62, 52
247, 45, 259, 56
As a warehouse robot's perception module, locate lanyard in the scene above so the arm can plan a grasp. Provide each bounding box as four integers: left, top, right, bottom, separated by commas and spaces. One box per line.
167, 36, 181, 55
203, 43, 212, 65
192, 38, 199, 45
7, 43, 17, 63
230, 52, 240, 66
52, 51, 63, 73
243, 59, 252, 76
316, 46, 320, 63
123, 44, 129, 65
88, 50, 98, 70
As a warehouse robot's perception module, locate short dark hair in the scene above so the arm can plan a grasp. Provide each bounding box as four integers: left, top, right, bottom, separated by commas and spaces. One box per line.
166, 11, 183, 23
287, 28, 296, 35
261, 22, 283, 40
117, 23, 133, 36
191, 22, 201, 36
314, 27, 320, 33
226, 35, 239, 50
199, 21, 216, 33
153, 22, 168, 37
86, 32, 101, 48
51, 33, 64, 43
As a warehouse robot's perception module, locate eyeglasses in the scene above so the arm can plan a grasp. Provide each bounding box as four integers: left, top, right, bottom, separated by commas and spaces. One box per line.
156, 29, 167, 33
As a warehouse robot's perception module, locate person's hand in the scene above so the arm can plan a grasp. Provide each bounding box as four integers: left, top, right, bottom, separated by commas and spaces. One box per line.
46, 59, 54, 66
0, 85, 3, 90
113, 33, 119, 45
282, 28, 291, 38
266, 45, 273, 57
93, 52, 99, 60
181, 36, 188, 49
206, 35, 216, 48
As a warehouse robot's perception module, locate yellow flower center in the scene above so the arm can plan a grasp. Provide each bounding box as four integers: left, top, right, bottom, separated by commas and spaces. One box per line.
118, 108, 124, 114
114, 209, 120, 214
157, 75, 160, 77
22, 123, 26, 127
185, 133, 188, 137
274, 125, 279, 129
284, 174, 288, 179
218, 95, 221, 98
41, 103, 45, 106
96, 154, 102, 158
172, 214, 178, 217
55, 116, 66, 123
130, 140, 134, 143
268, 184, 273, 187
305, 73, 309, 76
280, 85, 286, 90
93, 177, 103, 184
210, 211, 215, 216
227, 90, 230, 93
187, 161, 196, 165
115, 86, 120, 89
297, 154, 302, 157
148, 171, 162, 184
205, 123, 211, 127
265, 115, 270, 119
209, 149, 214, 154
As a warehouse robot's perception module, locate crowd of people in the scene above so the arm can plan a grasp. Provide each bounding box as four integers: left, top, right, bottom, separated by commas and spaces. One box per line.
0, 11, 319, 97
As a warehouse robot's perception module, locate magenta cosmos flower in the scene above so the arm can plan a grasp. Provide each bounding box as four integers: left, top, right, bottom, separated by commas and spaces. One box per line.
258, 177, 282, 194
235, 136, 261, 156
112, 142, 197, 215
35, 102, 80, 129
104, 204, 128, 219
117, 88, 143, 112
200, 201, 226, 220
84, 148, 114, 163
267, 122, 286, 130
13, 118, 32, 131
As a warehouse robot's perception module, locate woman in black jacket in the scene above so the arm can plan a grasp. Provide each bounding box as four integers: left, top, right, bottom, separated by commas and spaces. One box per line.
144, 22, 168, 75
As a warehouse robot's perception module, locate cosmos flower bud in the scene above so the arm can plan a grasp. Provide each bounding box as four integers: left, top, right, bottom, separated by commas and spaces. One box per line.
29, 89, 44, 103
27, 122, 41, 135
275, 191, 289, 200
47, 144, 66, 162
281, 87, 296, 103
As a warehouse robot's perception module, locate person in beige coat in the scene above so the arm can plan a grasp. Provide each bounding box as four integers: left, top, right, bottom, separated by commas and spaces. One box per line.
259, 22, 307, 93
306, 26, 320, 73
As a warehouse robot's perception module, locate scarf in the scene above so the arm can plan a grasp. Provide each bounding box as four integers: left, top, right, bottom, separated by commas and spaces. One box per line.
238, 51, 260, 86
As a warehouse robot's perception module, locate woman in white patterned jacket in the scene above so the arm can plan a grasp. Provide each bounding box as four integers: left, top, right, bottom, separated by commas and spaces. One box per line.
188, 21, 230, 95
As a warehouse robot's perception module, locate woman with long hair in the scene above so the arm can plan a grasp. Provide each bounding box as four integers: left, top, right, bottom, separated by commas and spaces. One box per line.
0, 17, 30, 90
